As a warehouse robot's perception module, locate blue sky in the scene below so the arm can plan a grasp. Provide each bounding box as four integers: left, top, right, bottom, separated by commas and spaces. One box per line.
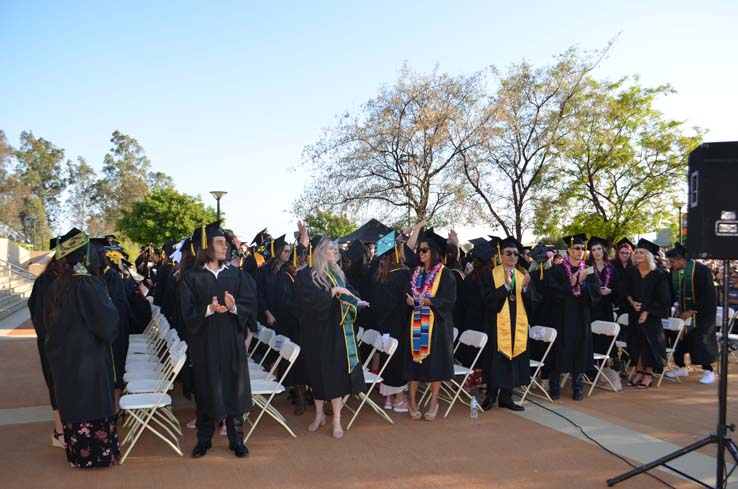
2, 1, 736, 242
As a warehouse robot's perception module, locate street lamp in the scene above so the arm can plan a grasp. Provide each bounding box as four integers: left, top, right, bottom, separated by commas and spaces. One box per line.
210, 191, 228, 221
676, 200, 686, 245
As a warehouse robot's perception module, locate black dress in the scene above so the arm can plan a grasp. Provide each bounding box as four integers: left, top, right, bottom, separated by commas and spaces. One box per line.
671, 261, 717, 366
28, 271, 57, 410
179, 265, 257, 419
369, 267, 413, 389
480, 269, 533, 389
545, 261, 600, 376
295, 268, 365, 400
625, 267, 669, 369
408, 266, 456, 382
271, 268, 307, 386
590, 262, 617, 355
458, 274, 484, 367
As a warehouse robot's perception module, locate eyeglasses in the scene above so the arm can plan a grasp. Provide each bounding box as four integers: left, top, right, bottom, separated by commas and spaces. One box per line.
572, 246, 585, 251
417, 248, 430, 254
503, 250, 519, 257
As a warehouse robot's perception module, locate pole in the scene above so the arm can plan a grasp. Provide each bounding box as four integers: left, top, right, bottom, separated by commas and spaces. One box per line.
678, 206, 683, 245
716, 259, 730, 487
216, 198, 221, 221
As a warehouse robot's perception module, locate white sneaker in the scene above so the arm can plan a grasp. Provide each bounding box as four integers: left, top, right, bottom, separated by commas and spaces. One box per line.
699, 370, 715, 384
665, 367, 689, 378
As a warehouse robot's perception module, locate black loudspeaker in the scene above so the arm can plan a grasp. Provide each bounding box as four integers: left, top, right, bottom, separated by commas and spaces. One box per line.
687, 141, 738, 259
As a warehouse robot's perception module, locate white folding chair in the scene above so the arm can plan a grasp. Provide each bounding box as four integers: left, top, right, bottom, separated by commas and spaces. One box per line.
615, 313, 632, 377
119, 348, 187, 463
250, 335, 290, 381
658, 317, 685, 387
517, 326, 557, 404
343, 331, 398, 429
585, 320, 620, 396
125, 341, 188, 393
244, 341, 301, 442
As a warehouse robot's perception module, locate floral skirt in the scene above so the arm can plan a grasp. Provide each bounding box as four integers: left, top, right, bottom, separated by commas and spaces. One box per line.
63, 415, 120, 468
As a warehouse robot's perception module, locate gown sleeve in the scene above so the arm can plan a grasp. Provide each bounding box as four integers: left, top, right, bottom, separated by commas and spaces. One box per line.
646, 272, 671, 318
180, 269, 210, 337
429, 268, 457, 321
296, 268, 333, 318
479, 269, 508, 313
78, 275, 119, 344
236, 268, 259, 333
693, 265, 717, 317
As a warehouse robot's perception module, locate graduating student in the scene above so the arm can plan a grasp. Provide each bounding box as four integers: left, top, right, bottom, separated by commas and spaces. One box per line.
665, 242, 718, 384
297, 236, 365, 439
405, 229, 456, 421
153, 240, 178, 320
255, 233, 288, 329
624, 239, 670, 389
242, 228, 270, 279
180, 221, 258, 458
546, 233, 600, 401
45, 228, 120, 468
458, 238, 495, 370
369, 231, 413, 412
480, 237, 534, 411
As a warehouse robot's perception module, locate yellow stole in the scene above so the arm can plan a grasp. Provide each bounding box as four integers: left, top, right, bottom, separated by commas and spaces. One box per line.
492, 266, 528, 359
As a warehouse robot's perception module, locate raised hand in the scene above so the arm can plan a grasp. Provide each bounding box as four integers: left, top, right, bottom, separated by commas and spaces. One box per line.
522, 272, 531, 289
224, 291, 236, 312
211, 296, 228, 314
505, 268, 513, 288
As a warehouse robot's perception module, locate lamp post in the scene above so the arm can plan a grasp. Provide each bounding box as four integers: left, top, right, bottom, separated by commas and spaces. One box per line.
210, 191, 228, 221
676, 201, 686, 245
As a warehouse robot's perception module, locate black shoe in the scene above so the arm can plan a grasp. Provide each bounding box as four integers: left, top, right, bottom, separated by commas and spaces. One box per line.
549, 390, 560, 401
572, 389, 583, 401
481, 397, 496, 411
191, 441, 211, 458
229, 441, 249, 458
499, 399, 525, 411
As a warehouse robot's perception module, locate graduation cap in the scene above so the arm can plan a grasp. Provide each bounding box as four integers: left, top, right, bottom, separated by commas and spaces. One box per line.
587, 236, 611, 251
636, 238, 661, 256
376, 231, 398, 258
517, 255, 530, 271
104, 234, 119, 246
345, 239, 365, 264
499, 236, 523, 252
192, 221, 224, 252
251, 228, 271, 246
338, 218, 392, 244
162, 240, 178, 258
419, 227, 447, 252
469, 238, 495, 262
89, 237, 111, 254
562, 233, 588, 248
310, 235, 324, 249
530, 242, 549, 264
615, 237, 635, 250
268, 234, 288, 258
665, 242, 688, 258
54, 228, 89, 260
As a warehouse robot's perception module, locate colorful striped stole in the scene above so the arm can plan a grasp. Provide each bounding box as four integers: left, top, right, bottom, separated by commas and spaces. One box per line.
410, 264, 444, 364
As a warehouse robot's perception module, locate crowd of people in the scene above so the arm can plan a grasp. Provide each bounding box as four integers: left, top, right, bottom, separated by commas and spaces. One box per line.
28, 217, 735, 468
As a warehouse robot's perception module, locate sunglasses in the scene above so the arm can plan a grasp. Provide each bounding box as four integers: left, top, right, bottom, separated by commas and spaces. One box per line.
417, 248, 430, 254
503, 250, 519, 257
572, 246, 585, 251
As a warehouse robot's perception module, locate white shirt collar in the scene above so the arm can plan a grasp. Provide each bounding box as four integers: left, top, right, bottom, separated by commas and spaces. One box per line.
203, 263, 228, 279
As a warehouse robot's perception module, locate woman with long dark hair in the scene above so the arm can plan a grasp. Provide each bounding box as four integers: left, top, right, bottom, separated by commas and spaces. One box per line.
297, 237, 365, 438
45, 229, 120, 468
405, 229, 456, 421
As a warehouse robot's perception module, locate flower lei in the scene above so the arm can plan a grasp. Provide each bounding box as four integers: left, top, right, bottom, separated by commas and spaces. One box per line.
411, 262, 443, 300
564, 256, 586, 297
594, 262, 611, 289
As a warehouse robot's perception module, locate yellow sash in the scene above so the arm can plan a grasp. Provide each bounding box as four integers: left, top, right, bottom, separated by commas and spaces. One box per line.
492, 266, 528, 359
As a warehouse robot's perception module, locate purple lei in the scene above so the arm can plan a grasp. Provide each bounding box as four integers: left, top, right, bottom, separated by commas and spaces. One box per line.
594, 262, 611, 289
564, 257, 586, 297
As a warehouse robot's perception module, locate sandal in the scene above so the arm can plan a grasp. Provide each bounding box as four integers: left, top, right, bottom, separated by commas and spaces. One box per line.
424, 404, 439, 421
52, 430, 66, 449
308, 412, 326, 432
332, 416, 344, 439
408, 406, 422, 420
628, 370, 645, 387
637, 374, 653, 389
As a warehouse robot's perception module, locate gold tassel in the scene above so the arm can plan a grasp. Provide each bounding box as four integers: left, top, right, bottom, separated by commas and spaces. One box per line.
394, 244, 399, 264
540, 265, 544, 279
496, 242, 501, 266
309, 244, 313, 268
201, 223, 207, 250
270, 240, 274, 258
292, 245, 297, 267
190, 241, 195, 255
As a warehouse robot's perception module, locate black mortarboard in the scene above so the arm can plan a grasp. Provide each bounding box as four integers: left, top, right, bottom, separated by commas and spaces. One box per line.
346, 239, 365, 264
665, 242, 688, 258
162, 240, 178, 257
499, 236, 523, 252
192, 221, 224, 252
89, 237, 108, 253
54, 228, 88, 259
517, 255, 530, 271
251, 228, 270, 246
615, 237, 635, 250
104, 234, 118, 246
636, 238, 661, 256
419, 227, 447, 252
530, 242, 549, 264
469, 238, 495, 262
562, 233, 588, 247
587, 236, 611, 251
310, 235, 324, 249
272, 234, 287, 252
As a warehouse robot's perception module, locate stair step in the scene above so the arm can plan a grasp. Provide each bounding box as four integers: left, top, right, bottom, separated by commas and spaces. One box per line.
0, 297, 27, 321
10, 282, 34, 295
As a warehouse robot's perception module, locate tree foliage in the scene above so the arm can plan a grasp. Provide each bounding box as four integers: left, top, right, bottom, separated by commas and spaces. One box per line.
117, 187, 217, 246
296, 64, 491, 226
303, 209, 357, 239
66, 157, 99, 232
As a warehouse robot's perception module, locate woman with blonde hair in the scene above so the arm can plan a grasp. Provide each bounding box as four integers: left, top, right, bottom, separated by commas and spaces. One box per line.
296, 237, 365, 438
624, 239, 669, 389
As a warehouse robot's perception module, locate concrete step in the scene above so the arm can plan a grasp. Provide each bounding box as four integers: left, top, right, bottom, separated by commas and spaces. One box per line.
0, 296, 27, 322
0, 277, 29, 291
10, 282, 33, 296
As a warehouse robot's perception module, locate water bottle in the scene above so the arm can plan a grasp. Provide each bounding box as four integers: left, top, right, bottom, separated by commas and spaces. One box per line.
469, 396, 479, 419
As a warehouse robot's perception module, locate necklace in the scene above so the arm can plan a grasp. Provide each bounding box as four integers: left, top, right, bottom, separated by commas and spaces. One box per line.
411, 262, 443, 299
564, 257, 586, 297
594, 262, 611, 289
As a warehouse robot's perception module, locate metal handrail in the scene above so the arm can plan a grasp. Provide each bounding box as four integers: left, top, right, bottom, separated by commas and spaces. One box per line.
0, 258, 37, 282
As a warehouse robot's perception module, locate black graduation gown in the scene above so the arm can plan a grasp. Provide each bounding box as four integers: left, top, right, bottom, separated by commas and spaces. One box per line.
408, 266, 457, 382
180, 265, 257, 419
449, 267, 466, 333
255, 263, 277, 325
154, 262, 177, 320
28, 271, 57, 409
271, 268, 306, 385
295, 268, 365, 400
457, 274, 484, 367
590, 263, 617, 355
369, 268, 413, 388
546, 262, 600, 375
45, 275, 119, 424
480, 269, 532, 389
126, 277, 152, 334
673, 262, 718, 365
625, 267, 669, 369
104, 267, 130, 389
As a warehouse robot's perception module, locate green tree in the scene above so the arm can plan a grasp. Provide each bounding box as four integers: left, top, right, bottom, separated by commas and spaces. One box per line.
541, 78, 703, 241
303, 209, 357, 239
0, 130, 28, 240
66, 157, 100, 232
117, 187, 217, 246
